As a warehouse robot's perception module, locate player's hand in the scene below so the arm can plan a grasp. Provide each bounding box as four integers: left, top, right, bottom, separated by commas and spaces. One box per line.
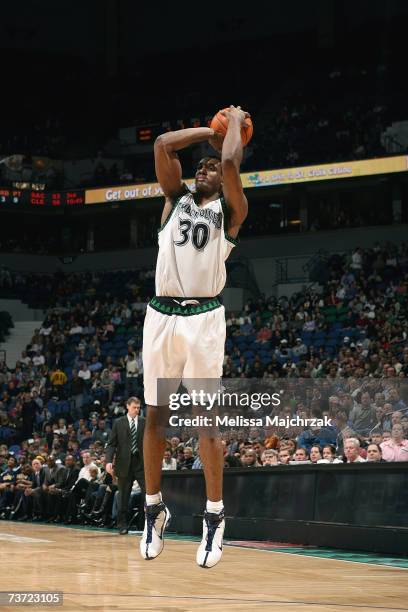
208, 130, 224, 152
221, 105, 251, 126
105, 462, 114, 475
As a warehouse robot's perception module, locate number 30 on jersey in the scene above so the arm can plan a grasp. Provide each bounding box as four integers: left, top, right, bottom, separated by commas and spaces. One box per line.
174, 218, 210, 251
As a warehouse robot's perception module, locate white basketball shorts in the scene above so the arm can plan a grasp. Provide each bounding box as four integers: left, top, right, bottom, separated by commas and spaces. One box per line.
142, 297, 226, 406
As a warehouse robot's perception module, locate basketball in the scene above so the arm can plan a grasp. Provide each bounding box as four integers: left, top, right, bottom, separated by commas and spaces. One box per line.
210, 107, 253, 146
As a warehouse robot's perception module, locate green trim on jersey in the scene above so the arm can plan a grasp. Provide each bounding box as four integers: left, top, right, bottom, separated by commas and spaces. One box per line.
158, 185, 189, 233
220, 197, 239, 245
149, 296, 222, 316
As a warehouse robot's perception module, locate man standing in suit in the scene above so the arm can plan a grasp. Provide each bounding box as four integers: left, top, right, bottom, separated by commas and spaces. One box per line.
105, 396, 145, 534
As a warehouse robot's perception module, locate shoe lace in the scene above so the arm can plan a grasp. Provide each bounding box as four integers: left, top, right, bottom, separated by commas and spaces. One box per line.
146, 503, 164, 544
204, 511, 224, 552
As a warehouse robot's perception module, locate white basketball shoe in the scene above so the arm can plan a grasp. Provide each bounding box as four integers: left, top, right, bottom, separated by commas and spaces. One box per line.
140, 501, 171, 560
196, 509, 225, 568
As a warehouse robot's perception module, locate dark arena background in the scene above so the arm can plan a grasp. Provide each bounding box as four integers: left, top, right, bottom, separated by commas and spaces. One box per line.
0, 1, 408, 610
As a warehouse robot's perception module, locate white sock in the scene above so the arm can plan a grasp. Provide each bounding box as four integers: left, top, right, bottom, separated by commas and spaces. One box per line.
146, 492, 162, 506
206, 499, 223, 514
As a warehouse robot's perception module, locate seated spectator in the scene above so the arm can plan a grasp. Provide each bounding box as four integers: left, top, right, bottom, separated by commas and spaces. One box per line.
278, 449, 291, 465
41, 455, 67, 521
380, 425, 408, 462
349, 391, 377, 436
78, 363, 91, 384
366, 443, 386, 463
0, 455, 18, 518
23, 457, 45, 520
292, 447, 310, 463
309, 445, 322, 464
344, 438, 366, 463
177, 447, 195, 470
162, 449, 177, 471
261, 449, 279, 466
53, 454, 80, 523
241, 449, 260, 467
317, 444, 343, 464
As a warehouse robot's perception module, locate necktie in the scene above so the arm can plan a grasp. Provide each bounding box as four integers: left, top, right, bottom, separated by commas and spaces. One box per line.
130, 418, 138, 455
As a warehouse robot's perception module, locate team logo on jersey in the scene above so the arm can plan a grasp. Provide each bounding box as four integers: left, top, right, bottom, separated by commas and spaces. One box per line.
179, 201, 222, 230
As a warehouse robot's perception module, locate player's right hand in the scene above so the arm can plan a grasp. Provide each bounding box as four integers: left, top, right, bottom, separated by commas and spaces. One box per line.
105, 462, 114, 475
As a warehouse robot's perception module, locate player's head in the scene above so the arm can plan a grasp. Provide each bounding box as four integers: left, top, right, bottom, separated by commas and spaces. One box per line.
195, 156, 222, 196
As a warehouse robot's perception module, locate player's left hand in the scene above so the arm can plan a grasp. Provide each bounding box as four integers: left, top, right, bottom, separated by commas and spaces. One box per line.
221, 105, 251, 125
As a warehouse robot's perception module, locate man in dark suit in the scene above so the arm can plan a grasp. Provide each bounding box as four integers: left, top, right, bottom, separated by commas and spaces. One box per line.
105, 396, 145, 534
54, 454, 80, 523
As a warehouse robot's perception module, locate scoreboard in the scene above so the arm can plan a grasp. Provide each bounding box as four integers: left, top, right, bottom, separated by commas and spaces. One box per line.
0, 189, 85, 207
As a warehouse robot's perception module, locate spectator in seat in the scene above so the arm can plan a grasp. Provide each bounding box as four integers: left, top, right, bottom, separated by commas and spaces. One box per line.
42, 455, 67, 521
349, 392, 377, 436
366, 443, 386, 463
9, 464, 34, 520
177, 447, 195, 470
380, 425, 408, 462
0, 456, 18, 517
317, 444, 342, 463
278, 449, 291, 465
162, 449, 177, 471
93, 419, 111, 445
261, 449, 279, 466
344, 438, 366, 463
50, 367, 67, 387
370, 431, 383, 445
53, 454, 80, 523
297, 410, 336, 452
309, 445, 323, 463
64, 451, 100, 523
241, 449, 260, 467
292, 447, 310, 462
24, 458, 45, 520
78, 363, 91, 385
89, 355, 103, 373
79, 429, 94, 450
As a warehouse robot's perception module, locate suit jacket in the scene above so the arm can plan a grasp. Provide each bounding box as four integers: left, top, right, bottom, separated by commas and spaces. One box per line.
43, 465, 67, 487
61, 467, 80, 491
105, 415, 144, 478
29, 469, 46, 491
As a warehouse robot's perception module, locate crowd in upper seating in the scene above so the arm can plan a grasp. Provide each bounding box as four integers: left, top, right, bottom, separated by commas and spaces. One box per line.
1, 241, 408, 526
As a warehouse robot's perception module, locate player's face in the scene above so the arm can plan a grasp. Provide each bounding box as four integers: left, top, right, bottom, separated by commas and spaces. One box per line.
195, 158, 222, 195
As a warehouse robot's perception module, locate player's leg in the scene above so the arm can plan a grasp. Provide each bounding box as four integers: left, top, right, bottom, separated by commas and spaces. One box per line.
143, 405, 170, 496
182, 305, 226, 568
198, 432, 223, 502
140, 404, 172, 559
140, 303, 181, 560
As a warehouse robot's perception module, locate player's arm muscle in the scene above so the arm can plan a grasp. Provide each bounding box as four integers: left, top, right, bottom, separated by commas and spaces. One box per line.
221, 115, 248, 238
155, 127, 216, 224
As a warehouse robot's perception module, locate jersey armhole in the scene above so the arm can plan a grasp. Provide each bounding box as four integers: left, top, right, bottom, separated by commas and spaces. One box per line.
221, 197, 239, 246
158, 183, 190, 233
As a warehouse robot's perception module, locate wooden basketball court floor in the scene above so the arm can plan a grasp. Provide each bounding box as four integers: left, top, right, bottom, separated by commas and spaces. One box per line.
0, 521, 407, 611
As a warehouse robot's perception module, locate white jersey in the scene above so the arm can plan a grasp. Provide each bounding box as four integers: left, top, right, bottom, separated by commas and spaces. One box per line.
155, 189, 236, 297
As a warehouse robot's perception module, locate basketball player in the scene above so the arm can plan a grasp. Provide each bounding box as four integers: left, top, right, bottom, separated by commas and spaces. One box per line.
140, 105, 249, 568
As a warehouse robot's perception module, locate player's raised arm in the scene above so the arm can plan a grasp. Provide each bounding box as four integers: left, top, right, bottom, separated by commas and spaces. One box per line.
154, 127, 216, 198
220, 105, 249, 237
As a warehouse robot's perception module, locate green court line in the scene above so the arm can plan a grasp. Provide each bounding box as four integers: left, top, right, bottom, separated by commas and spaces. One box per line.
225, 543, 408, 569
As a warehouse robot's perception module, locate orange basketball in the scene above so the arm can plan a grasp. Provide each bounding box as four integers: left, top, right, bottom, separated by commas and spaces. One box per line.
210, 108, 253, 146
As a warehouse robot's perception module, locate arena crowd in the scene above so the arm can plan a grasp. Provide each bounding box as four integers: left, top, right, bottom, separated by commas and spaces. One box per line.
1, 240, 408, 526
